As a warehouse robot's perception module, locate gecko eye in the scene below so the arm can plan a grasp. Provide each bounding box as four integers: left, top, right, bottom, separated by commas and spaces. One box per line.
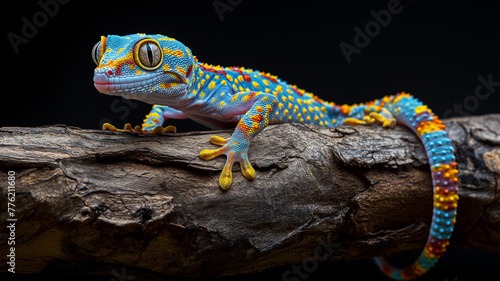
134, 39, 163, 70
92, 41, 103, 66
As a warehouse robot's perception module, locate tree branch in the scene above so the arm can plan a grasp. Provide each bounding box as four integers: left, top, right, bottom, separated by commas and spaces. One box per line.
0, 114, 499, 279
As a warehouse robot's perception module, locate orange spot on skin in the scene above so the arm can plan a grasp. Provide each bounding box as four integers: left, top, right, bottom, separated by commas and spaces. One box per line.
250, 114, 264, 123
340, 104, 351, 115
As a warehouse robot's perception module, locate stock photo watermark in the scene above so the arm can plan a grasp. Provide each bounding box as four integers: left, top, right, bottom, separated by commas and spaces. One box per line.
5, 171, 17, 273
7, 0, 71, 54
443, 73, 499, 119
213, 0, 243, 22
282, 235, 340, 281
339, 0, 412, 64
110, 267, 135, 281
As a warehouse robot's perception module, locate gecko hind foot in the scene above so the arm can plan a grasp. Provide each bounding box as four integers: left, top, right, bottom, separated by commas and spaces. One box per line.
103, 123, 176, 133
199, 135, 255, 190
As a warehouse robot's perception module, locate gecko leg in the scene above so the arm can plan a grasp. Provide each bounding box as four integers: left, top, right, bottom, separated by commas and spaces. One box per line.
199, 91, 278, 190
103, 105, 188, 133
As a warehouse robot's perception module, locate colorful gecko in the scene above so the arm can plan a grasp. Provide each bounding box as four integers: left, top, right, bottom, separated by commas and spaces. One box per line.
92, 34, 459, 280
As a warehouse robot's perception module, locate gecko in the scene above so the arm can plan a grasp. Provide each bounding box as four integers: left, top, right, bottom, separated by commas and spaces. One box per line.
92, 33, 459, 280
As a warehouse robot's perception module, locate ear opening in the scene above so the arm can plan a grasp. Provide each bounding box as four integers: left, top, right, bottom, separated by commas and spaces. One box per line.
186, 63, 193, 78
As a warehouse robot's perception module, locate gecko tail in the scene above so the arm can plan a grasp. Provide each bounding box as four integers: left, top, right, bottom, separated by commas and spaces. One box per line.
372, 92, 459, 280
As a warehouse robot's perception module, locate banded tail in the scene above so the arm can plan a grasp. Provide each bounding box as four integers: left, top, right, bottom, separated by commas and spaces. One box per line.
372, 93, 459, 280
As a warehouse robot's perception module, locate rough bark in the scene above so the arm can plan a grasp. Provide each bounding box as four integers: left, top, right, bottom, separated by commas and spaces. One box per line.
0, 114, 499, 279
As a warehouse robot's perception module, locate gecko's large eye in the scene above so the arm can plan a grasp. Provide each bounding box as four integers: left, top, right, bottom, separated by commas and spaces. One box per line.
92, 41, 102, 66
134, 39, 163, 70
92, 36, 107, 66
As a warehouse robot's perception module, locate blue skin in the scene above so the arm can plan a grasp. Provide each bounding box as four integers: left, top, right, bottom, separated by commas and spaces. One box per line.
93, 34, 458, 280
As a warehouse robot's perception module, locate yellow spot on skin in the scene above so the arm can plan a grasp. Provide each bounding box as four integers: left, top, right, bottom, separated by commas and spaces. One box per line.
215, 75, 220, 80
321, 106, 327, 112
325, 121, 329, 126
300, 118, 304, 123
276, 85, 283, 93
282, 96, 287, 103
135, 69, 145, 75
209, 81, 216, 90
287, 116, 292, 121
238, 75, 244, 82
201, 79, 206, 86
307, 116, 311, 122
331, 119, 337, 125
177, 66, 186, 75
288, 96, 294, 102
256, 106, 264, 112
302, 108, 308, 114
239, 86, 244, 92
294, 105, 299, 113
262, 96, 269, 101
279, 103, 284, 110
273, 92, 278, 98
226, 75, 233, 81
287, 89, 293, 94
220, 101, 226, 107
233, 84, 238, 92
309, 106, 314, 113
265, 88, 271, 93
117, 47, 126, 54
415, 105, 431, 114
297, 99, 303, 105
162, 47, 184, 57
284, 109, 289, 116
221, 80, 227, 85
288, 103, 293, 109
220, 92, 225, 97
314, 115, 319, 122
200, 91, 205, 98
297, 113, 302, 119
263, 79, 270, 86
211, 98, 216, 103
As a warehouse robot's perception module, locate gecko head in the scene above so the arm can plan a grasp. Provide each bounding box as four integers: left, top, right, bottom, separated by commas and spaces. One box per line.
92, 34, 196, 105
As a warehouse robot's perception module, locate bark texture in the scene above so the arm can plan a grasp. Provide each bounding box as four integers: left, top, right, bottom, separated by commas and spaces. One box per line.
0, 114, 499, 279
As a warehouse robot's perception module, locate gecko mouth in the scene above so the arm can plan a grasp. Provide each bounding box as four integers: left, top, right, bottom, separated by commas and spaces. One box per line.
94, 71, 186, 95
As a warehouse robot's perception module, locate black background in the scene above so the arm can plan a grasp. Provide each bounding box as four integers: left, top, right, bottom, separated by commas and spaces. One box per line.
3, 0, 500, 280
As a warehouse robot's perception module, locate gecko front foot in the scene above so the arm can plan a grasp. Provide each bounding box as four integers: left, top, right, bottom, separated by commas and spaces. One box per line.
199, 135, 255, 190
103, 123, 177, 133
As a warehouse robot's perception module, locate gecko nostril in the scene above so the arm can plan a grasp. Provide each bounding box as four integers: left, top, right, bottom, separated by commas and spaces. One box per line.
107, 70, 113, 76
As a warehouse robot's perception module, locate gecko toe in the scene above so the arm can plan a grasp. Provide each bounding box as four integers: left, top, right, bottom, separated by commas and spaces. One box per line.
240, 152, 255, 180
210, 135, 229, 146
